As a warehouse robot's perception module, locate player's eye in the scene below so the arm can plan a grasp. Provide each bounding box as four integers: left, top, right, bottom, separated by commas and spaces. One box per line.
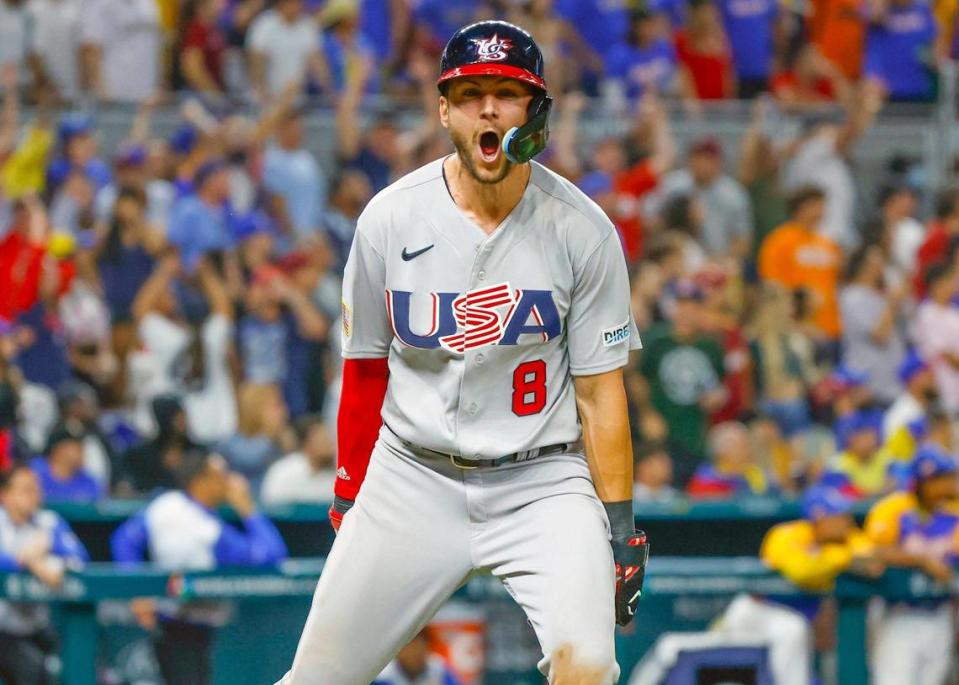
498, 89, 520, 99
462, 88, 481, 97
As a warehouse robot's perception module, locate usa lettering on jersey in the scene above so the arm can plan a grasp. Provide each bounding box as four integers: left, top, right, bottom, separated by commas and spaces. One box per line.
386, 282, 561, 352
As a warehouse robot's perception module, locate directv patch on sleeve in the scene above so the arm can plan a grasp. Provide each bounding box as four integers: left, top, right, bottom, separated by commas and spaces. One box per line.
601, 320, 631, 347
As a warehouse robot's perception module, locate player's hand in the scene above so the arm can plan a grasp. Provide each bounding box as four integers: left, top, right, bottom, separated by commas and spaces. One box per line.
612, 531, 650, 626
329, 496, 354, 534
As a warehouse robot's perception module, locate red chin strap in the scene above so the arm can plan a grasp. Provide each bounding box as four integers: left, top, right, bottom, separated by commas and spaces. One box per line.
335, 358, 390, 501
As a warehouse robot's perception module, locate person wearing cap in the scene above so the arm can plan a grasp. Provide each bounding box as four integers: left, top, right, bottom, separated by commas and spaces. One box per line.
29, 423, 102, 504
716, 485, 879, 685
94, 140, 175, 232
759, 185, 843, 348
824, 409, 892, 498
649, 136, 753, 259
0, 463, 89, 685
167, 158, 234, 272
839, 244, 909, 406
637, 278, 726, 485
864, 445, 959, 685
46, 113, 111, 194
883, 351, 938, 456
915, 261, 959, 416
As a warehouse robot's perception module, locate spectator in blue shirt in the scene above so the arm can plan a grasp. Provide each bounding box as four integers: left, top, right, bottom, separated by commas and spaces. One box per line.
556, 0, 631, 60
361, 0, 409, 68
605, 9, 683, 102
263, 109, 326, 240
46, 112, 112, 196
718, 0, 779, 96
864, 0, 937, 102
412, 0, 481, 51
30, 423, 103, 504
374, 627, 463, 685
167, 159, 234, 272
0, 463, 88, 685
111, 449, 287, 685
322, 1, 381, 95
322, 169, 373, 275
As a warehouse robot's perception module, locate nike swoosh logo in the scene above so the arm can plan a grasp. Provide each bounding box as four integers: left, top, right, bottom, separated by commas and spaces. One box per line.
402, 244, 434, 261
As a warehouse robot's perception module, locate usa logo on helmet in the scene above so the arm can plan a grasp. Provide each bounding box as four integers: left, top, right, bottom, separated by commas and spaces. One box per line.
471, 34, 513, 62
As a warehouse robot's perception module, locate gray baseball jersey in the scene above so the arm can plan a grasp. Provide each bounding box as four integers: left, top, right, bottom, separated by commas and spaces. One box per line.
341, 157, 641, 461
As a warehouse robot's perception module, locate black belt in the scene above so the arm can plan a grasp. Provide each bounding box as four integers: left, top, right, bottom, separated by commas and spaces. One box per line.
388, 427, 568, 469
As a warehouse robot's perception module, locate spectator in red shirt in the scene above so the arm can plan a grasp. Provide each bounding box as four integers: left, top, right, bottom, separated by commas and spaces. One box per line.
914, 188, 959, 298
771, 44, 851, 110
177, 0, 229, 94
676, 0, 736, 100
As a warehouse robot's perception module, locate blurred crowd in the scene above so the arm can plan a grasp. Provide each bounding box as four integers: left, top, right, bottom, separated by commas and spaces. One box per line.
0, 0, 949, 105
0, 1, 956, 683
0, 1, 954, 514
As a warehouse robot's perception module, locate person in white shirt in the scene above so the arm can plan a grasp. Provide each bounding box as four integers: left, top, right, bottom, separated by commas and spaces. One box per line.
913, 263, 959, 417
0, 0, 28, 75
246, 0, 331, 101
261, 415, 336, 506
880, 183, 925, 286
0, 464, 88, 685
79, 0, 161, 103
129, 255, 237, 443
26, 0, 82, 102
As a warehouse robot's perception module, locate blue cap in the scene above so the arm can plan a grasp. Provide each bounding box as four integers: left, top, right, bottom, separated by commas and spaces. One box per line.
899, 351, 929, 385
113, 142, 147, 168
59, 112, 94, 143
911, 444, 957, 482
834, 410, 882, 450
577, 171, 613, 198
170, 124, 199, 155
802, 485, 854, 521
831, 364, 870, 388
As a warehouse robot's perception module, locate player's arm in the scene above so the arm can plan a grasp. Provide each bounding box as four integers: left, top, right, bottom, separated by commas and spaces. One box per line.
574, 370, 632, 504
332, 214, 393, 532
568, 228, 648, 625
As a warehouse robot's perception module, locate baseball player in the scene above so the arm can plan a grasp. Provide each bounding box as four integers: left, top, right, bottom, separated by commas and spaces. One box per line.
276, 20, 648, 685
864, 444, 959, 685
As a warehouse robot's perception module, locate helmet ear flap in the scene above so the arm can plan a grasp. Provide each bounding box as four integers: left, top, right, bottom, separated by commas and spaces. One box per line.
502, 93, 552, 164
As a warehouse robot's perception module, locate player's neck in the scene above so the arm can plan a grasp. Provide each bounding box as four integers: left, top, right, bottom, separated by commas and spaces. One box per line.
444, 155, 530, 234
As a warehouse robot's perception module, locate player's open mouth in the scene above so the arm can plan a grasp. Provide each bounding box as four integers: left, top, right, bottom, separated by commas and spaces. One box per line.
479, 131, 501, 163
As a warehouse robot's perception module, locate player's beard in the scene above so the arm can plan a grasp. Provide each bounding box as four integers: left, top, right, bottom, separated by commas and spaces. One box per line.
450, 126, 513, 185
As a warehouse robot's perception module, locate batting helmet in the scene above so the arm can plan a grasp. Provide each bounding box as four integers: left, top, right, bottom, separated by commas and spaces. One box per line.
437, 20, 553, 165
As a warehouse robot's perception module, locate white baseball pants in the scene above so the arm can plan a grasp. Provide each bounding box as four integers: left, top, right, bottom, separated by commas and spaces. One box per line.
872, 603, 953, 685
275, 429, 619, 684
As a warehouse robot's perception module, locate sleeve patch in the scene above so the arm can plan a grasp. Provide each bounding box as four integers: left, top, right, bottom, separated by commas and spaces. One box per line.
342, 301, 352, 338
602, 320, 631, 347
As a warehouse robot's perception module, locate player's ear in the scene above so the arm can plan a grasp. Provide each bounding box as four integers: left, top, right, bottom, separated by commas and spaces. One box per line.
439, 96, 450, 129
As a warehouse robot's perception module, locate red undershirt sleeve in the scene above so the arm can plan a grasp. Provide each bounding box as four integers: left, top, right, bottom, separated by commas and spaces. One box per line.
334, 357, 390, 501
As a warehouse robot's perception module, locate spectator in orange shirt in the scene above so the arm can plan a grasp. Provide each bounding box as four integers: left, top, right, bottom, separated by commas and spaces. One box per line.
807, 0, 868, 79
758, 186, 844, 348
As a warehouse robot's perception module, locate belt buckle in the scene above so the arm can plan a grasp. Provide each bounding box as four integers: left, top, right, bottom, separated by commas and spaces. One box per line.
450, 453, 479, 470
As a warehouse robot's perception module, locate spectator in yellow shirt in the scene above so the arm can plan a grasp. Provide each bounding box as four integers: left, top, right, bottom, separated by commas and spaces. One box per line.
719, 486, 880, 685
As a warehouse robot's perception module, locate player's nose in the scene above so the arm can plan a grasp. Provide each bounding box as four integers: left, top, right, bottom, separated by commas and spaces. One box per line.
478, 93, 499, 120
